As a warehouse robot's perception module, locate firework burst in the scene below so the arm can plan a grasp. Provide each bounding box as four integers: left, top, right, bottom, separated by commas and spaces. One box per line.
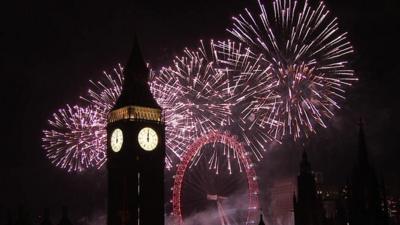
228, 0, 357, 140
82, 64, 124, 113
149, 76, 192, 165
42, 66, 126, 172
42, 105, 106, 172
211, 40, 280, 160
157, 40, 281, 166
151, 44, 234, 159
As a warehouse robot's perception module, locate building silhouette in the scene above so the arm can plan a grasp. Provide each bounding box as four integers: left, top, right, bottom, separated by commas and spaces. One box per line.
347, 120, 389, 225
293, 150, 325, 225
314, 173, 348, 225
292, 120, 391, 225
4, 206, 72, 225
14, 206, 32, 225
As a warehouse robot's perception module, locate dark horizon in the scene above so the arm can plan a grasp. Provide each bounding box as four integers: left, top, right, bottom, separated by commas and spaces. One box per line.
2, 0, 400, 223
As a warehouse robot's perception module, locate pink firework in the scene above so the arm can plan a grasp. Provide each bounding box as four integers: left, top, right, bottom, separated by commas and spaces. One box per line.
82, 64, 124, 113
211, 40, 280, 160
228, 0, 357, 140
152, 43, 234, 159
42, 105, 106, 172
155, 40, 281, 165
149, 75, 192, 165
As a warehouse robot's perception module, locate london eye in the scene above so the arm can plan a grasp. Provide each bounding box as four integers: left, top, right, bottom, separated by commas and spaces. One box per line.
172, 131, 260, 225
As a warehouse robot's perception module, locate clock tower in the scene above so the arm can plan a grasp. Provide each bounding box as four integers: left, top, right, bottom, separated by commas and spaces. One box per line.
106, 37, 165, 225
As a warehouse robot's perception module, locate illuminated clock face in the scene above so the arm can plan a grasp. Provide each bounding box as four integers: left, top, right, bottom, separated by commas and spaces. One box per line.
138, 127, 158, 151
111, 128, 123, 152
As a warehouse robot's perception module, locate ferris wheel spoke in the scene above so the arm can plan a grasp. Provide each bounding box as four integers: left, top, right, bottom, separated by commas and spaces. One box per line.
172, 132, 260, 225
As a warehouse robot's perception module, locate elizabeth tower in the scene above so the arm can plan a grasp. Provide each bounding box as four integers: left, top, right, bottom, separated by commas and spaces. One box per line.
106, 38, 165, 225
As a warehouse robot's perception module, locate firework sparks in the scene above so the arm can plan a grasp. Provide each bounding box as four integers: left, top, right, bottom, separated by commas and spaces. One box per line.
151, 44, 234, 159
228, 0, 357, 140
149, 78, 192, 166
155, 39, 281, 166
82, 64, 124, 113
210, 40, 280, 160
160, 49, 233, 136
42, 105, 106, 172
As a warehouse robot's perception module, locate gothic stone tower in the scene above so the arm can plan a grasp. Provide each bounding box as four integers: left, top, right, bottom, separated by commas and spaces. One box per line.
106, 38, 165, 225
348, 120, 388, 225
293, 150, 325, 225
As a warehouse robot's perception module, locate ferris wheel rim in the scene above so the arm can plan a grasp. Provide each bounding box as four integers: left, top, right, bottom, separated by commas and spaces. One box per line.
171, 131, 260, 225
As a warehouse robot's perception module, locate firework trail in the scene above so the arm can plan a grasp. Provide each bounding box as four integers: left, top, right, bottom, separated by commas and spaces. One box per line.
149, 75, 192, 166
83, 64, 124, 114
210, 40, 280, 160
228, 0, 357, 140
151, 43, 234, 159
42, 105, 106, 172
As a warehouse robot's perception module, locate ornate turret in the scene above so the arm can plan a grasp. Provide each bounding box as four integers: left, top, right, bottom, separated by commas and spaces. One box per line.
348, 119, 388, 225
106, 36, 165, 225
113, 36, 159, 110
108, 37, 162, 124
293, 150, 325, 225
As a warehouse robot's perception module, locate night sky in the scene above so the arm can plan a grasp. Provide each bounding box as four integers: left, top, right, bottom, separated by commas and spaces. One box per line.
2, 0, 400, 223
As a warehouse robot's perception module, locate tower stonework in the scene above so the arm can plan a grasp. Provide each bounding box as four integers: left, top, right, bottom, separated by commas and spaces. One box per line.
106, 38, 165, 225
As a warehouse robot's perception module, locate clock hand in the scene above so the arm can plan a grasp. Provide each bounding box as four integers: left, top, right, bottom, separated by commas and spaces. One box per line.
147, 130, 149, 142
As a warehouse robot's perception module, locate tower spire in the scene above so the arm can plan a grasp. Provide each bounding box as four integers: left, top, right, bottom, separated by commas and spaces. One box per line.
113, 35, 160, 110
124, 34, 148, 85
300, 149, 311, 174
